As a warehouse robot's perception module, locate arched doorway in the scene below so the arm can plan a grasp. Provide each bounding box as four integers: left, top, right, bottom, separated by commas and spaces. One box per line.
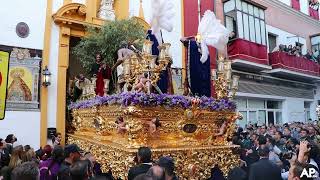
52, 3, 104, 145
49, 3, 150, 145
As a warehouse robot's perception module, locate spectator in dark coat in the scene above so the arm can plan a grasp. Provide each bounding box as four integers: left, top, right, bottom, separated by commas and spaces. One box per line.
227, 167, 247, 180
0, 138, 10, 170
58, 144, 81, 180
5, 134, 17, 154
128, 147, 153, 180
249, 147, 282, 180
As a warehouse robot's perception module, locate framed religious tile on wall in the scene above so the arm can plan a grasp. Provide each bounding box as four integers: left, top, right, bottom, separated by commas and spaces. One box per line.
5, 47, 42, 110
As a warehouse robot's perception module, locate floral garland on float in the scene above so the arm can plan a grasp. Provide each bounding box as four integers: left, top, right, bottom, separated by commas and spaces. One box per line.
69, 92, 236, 111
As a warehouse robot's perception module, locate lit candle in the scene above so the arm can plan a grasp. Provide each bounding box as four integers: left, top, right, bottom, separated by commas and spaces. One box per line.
225, 70, 232, 80
150, 55, 157, 69
142, 41, 147, 53
158, 45, 166, 59
195, 33, 201, 43
83, 86, 87, 95
232, 75, 240, 88
123, 59, 130, 75
163, 43, 171, 56
218, 60, 224, 72
224, 61, 232, 70
211, 69, 217, 80
145, 40, 153, 54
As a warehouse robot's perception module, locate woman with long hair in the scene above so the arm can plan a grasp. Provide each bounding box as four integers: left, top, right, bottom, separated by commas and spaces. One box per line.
21, 148, 38, 164
0, 146, 23, 180
39, 145, 64, 180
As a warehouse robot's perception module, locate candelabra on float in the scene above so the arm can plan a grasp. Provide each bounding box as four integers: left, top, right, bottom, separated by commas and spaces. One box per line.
122, 40, 172, 94
211, 57, 240, 100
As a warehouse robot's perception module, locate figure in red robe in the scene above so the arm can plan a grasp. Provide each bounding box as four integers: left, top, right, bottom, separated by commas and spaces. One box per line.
90, 53, 111, 96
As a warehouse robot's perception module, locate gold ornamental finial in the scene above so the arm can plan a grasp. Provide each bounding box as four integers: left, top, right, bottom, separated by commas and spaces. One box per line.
139, 0, 145, 20
213, 57, 240, 100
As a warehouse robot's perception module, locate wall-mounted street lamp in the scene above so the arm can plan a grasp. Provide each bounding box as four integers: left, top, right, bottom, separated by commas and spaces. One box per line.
42, 66, 51, 87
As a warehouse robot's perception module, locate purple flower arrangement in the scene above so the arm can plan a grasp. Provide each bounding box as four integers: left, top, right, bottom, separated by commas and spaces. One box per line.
68, 92, 236, 111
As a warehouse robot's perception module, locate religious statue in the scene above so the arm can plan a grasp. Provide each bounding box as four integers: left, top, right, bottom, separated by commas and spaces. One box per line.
148, 0, 175, 94
111, 44, 135, 93
180, 37, 211, 97
146, 30, 173, 94
133, 73, 151, 93
148, 117, 161, 133
90, 53, 111, 96
98, 0, 115, 21
213, 121, 228, 137
115, 117, 127, 134
73, 74, 91, 102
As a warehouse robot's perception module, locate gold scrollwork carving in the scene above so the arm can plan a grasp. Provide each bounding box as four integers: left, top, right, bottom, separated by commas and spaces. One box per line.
73, 105, 238, 147
70, 105, 240, 176
67, 135, 240, 179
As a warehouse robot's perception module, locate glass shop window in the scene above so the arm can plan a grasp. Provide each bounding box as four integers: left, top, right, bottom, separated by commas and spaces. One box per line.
267, 100, 282, 109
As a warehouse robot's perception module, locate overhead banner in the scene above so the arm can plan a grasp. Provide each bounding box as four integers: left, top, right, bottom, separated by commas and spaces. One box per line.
0, 51, 9, 120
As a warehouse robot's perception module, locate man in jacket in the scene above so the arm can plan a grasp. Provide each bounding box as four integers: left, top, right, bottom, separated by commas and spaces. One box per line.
128, 147, 153, 180
249, 146, 282, 180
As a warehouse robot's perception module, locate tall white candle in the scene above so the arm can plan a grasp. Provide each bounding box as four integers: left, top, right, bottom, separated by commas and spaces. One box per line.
232, 75, 240, 88
211, 69, 217, 80
218, 60, 224, 72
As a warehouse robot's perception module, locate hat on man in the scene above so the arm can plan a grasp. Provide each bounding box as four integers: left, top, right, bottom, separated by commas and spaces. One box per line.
64, 144, 81, 157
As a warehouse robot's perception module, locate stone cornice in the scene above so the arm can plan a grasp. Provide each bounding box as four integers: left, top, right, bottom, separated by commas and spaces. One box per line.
261, 0, 320, 28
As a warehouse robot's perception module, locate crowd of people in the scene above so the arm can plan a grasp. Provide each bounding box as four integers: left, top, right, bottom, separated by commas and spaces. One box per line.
230, 121, 320, 180
275, 44, 320, 62
0, 133, 178, 180
0, 121, 319, 180
0, 132, 114, 180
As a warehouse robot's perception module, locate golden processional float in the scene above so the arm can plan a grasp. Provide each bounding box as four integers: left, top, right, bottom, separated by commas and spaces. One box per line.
68, 39, 242, 179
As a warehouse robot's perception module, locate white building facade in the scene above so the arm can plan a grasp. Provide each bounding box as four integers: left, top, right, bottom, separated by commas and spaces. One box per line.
223, 0, 320, 127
